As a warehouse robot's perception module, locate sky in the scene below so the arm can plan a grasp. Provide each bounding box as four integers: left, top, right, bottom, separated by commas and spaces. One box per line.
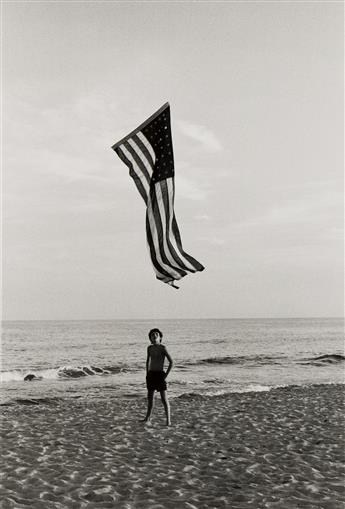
2, 1, 344, 320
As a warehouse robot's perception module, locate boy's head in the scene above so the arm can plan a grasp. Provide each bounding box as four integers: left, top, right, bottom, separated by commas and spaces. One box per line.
148, 328, 163, 344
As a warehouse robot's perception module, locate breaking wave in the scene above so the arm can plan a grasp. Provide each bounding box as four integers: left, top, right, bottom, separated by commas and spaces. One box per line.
300, 354, 345, 366
176, 385, 273, 400
0, 364, 126, 383
2, 352, 343, 384
188, 353, 345, 368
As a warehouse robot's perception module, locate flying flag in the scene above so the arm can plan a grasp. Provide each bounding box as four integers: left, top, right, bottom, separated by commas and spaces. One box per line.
111, 102, 204, 288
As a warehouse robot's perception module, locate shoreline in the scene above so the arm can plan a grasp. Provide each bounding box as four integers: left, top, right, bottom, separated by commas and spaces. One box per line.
1, 384, 344, 508
1, 380, 344, 407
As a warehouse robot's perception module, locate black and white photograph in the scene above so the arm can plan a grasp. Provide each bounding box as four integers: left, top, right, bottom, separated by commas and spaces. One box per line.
1, 1, 344, 508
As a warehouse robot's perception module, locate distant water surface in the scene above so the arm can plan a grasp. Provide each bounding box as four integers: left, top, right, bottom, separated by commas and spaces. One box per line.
1, 318, 344, 405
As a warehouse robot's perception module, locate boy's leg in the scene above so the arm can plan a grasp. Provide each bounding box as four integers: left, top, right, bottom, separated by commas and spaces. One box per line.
160, 390, 171, 426
143, 390, 155, 422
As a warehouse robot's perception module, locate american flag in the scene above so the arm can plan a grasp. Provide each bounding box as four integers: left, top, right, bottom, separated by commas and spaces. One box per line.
112, 103, 204, 288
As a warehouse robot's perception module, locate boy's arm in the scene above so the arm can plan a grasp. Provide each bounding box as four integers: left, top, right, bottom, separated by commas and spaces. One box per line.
164, 347, 173, 378
146, 346, 150, 374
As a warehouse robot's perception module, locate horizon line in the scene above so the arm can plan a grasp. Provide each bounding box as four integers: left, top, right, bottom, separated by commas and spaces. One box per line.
2, 316, 343, 322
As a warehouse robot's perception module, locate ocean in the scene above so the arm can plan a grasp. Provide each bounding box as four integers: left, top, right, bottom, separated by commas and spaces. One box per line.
1, 318, 344, 405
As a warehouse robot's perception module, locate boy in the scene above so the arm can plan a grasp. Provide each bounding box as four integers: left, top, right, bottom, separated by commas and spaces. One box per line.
142, 328, 173, 426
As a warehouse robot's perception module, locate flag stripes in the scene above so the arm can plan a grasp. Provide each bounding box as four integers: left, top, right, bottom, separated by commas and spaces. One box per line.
112, 103, 204, 287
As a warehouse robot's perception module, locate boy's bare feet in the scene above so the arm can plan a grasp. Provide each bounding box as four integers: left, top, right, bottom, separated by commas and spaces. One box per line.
141, 418, 152, 425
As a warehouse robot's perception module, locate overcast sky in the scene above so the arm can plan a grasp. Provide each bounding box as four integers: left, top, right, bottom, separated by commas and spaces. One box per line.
3, 1, 344, 320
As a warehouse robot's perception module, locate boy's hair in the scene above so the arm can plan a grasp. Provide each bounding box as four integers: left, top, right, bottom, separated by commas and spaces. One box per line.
148, 328, 163, 341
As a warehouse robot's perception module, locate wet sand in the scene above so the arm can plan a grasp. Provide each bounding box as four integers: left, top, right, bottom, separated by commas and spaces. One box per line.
1, 384, 344, 508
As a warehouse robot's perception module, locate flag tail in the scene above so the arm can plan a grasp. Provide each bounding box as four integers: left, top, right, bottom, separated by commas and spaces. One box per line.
167, 281, 179, 289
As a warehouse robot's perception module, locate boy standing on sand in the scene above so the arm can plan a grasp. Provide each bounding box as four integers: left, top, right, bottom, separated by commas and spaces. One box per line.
143, 328, 173, 426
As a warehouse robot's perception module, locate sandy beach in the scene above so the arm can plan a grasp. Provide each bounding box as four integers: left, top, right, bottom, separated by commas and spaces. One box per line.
1, 384, 344, 508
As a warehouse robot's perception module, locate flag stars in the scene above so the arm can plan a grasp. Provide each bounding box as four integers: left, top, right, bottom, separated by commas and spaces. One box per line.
142, 113, 173, 180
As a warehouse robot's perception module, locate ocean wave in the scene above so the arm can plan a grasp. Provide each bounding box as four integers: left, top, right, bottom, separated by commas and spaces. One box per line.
2, 352, 343, 385
299, 354, 345, 366
194, 355, 286, 366
174, 382, 345, 401
175, 384, 273, 400
185, 352, 345, 368
57, 365, 112, 378
202, 378, 225, 385
0, 364, 125, 383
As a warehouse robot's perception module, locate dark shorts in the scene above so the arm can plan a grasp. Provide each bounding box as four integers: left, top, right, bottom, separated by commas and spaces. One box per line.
146, 371, 167, 392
